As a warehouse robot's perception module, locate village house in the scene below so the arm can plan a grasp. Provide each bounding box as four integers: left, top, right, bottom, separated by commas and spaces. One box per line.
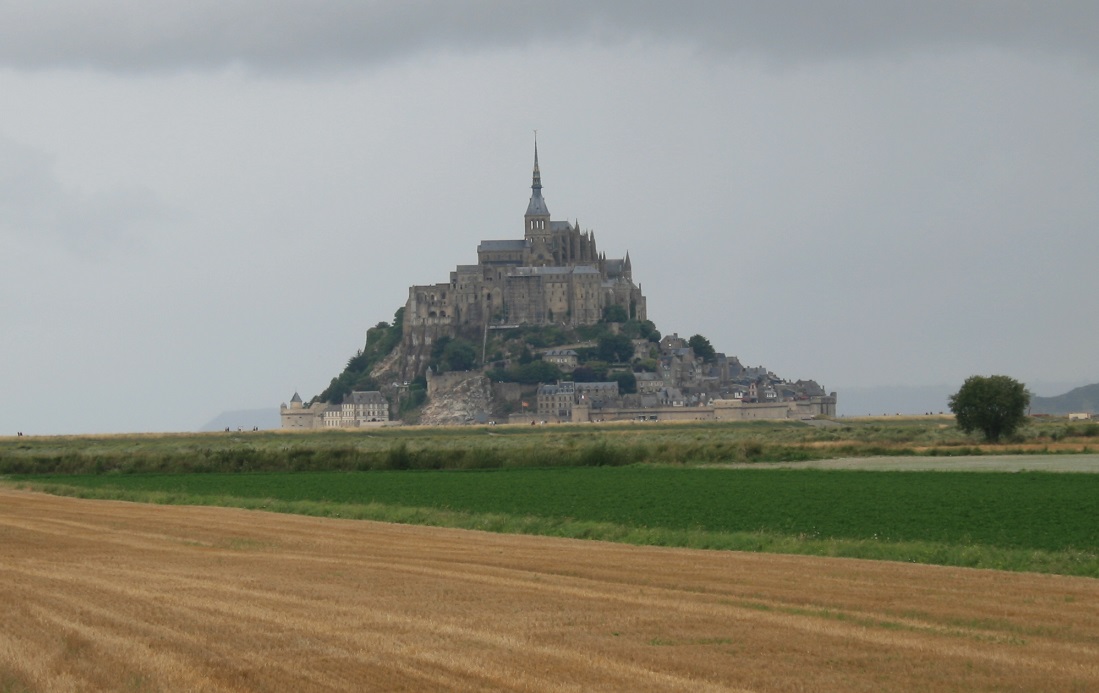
536, 380, 622, 421
541, 349, 579, 371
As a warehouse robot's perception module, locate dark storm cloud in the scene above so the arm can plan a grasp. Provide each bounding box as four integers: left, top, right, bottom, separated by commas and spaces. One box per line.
0, 1, 1096, 72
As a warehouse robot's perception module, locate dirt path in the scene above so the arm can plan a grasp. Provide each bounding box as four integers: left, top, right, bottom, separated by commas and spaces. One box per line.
2, 489, 1097, 692
724, 454, 1099, 472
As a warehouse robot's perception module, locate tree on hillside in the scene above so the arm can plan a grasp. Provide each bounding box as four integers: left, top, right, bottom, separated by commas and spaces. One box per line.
688, 334, 716, 363
430, 335, 452, 362
440, 338, 477, 372
317, 307, 406, 403
427, 336, 477, 372
513, 360, 562, 384
571, 365, 607, 383
597, 333, 635, 363
949, 375, 1030, 443
576, 322, 612, 342
620, 319, 660, 342
518, 346, 534, 365
613, 371, 637, 394
603, 304, 629, 323
486, 360, 563, 385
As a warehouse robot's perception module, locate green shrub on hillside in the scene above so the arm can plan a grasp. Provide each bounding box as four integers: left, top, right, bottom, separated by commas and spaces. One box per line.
317, 307, 405, 403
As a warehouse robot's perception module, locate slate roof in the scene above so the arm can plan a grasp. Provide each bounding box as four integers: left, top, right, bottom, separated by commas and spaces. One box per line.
526, 192, 550, 217
538, 382, 576, 396
511, 265, 600, 276
526, 141, 550, 217
478, 240, 528, 252
347, 391, 387, 405
576, 382, 618, 393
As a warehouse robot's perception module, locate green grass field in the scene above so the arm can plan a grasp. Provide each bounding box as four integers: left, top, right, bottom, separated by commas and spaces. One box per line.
5, 418, 1098, 576
3, 417, 1097, 476
13, 467, 1098, 577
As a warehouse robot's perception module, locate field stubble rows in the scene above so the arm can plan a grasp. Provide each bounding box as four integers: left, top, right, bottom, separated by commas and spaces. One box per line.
2, 489, 1098, 692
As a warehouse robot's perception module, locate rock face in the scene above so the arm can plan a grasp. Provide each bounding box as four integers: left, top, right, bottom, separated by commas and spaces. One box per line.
418, 371, 494, 426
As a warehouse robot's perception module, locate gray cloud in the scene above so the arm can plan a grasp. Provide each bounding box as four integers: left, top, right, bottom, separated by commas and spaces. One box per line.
1, 3, 1096, 434
0, 1, 1096, 72
0, 136, 170, 255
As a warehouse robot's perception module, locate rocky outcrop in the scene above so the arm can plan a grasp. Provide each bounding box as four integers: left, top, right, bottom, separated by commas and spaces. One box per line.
400, 322, 459, 382
419, 371, 494, 426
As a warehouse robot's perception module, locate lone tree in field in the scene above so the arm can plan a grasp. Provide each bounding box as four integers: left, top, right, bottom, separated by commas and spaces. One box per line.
948, 375, 1030, 443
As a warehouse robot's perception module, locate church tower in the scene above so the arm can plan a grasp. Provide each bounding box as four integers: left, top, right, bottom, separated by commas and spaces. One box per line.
524, 137, 552, 256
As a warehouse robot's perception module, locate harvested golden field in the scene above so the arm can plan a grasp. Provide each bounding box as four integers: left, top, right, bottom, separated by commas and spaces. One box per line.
2, 489, 1096, 692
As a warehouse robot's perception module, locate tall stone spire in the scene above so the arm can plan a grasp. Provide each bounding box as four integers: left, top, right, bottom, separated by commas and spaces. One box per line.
525, 134, 550, 220
532, 136, 542, 192
525, 133, 553, 242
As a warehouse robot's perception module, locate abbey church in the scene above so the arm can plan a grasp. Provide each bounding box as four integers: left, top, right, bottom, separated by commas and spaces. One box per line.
403, 144, 646, 337
282, 143, 837, 429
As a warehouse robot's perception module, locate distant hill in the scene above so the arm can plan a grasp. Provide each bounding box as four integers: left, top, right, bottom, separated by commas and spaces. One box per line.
835, 382, 1098, 418
1030, 384, 1099, 415
200, 408, 280, 432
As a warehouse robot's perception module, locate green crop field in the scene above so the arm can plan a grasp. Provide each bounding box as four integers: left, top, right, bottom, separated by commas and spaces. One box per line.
13, 467, 1098, 577
5, 418, 1099, 576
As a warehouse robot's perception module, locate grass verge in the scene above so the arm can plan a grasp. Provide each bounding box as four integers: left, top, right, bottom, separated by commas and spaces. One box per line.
4, 418, 1098, 476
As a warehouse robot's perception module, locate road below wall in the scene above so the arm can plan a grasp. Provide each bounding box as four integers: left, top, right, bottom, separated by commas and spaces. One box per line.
723, 454, 1099, 472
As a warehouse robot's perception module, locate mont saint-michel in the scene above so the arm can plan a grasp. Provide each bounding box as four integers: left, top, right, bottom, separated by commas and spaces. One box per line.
282, 145, 835, 428
403, 143, 646, 347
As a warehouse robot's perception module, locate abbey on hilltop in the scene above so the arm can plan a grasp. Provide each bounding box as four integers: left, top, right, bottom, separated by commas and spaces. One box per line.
403, 141, 646, 342
281, 141, 836, 429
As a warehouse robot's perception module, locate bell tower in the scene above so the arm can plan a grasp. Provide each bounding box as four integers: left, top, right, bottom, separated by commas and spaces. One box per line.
524, 135, 551, 244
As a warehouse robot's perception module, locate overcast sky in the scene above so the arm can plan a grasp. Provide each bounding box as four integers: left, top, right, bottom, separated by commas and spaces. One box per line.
2, 2, 1097, 434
